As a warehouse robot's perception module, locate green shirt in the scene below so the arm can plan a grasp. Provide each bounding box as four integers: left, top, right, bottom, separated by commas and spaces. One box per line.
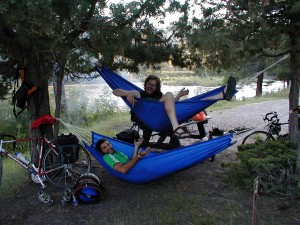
103, 151, 129, 168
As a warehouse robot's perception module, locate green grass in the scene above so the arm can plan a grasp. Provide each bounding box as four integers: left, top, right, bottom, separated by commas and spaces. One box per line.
162, 74, 225, 86
0, 158, 29, 200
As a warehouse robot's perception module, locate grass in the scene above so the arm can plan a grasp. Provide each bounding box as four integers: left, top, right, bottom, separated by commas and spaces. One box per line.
0, 158, 29, 200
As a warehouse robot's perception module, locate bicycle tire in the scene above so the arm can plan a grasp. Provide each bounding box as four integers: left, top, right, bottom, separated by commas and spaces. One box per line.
43, 144, 91, 188
242, 131, 275, 144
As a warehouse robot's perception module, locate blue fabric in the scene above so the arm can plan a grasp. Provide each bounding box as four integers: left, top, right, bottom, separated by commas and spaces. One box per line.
95, 65, 231, 132
83, 131, 234, 184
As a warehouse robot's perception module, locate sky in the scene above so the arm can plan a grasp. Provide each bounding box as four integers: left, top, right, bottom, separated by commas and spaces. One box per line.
106, 0, 190, 29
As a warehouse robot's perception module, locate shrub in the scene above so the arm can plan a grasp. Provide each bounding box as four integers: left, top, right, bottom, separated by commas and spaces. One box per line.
227, 141, 300, 199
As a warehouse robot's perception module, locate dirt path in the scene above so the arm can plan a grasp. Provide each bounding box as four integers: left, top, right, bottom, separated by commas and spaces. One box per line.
1, 99, 299, 225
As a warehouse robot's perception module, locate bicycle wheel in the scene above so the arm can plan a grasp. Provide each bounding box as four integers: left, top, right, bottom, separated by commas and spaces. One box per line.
242, 131, 275, 144
43, 144, 91, 188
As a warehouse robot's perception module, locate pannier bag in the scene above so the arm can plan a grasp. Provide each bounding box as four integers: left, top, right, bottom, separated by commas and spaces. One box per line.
116, 129, 139, 144
55, 133, 80, 164
73, 173, 105, 204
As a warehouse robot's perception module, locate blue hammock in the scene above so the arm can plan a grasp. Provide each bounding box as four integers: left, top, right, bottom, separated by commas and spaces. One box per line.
95, 65, 230, 132
83, 131, 234, 184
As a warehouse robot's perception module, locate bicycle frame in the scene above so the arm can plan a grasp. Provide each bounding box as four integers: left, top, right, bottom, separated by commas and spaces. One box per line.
0, 136, 63, 189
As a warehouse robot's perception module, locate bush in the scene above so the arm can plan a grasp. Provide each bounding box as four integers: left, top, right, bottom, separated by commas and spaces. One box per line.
227, 141, 300, 199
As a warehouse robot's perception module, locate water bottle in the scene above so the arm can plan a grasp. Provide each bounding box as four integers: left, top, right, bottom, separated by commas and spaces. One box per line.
15, 152, 30, 165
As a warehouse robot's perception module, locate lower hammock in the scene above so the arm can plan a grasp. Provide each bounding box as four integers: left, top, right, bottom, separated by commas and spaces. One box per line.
83, 131, 235, 184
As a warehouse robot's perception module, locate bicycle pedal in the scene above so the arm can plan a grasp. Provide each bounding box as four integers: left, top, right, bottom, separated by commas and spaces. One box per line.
61, 188, 72, 204
38, 191, 54, 206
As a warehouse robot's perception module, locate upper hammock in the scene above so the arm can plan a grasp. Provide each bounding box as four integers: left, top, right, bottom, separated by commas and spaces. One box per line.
83, 131, 234, 184
95, 65, 228, 133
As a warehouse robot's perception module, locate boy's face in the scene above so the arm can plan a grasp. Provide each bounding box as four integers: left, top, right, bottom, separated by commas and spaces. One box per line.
145, 79, 158, 95
100, 140, 115, 154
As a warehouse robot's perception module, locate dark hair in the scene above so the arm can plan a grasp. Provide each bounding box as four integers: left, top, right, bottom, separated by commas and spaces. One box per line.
144, 75, 161, 96
96, 139, 107, 154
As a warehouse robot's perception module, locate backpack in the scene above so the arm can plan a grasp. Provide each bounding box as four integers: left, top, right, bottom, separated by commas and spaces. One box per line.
12, 81, 34, 118
116, 129, 140, 143
55, 133, 80, 164
73, 173, 105, 204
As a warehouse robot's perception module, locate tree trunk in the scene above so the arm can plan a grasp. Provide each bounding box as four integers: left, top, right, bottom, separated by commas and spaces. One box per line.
256, 74, 263, 97
256, 59, 265, 97
289, 36, 300, 173
53, 57, 66, 136
24, 54, 53, 164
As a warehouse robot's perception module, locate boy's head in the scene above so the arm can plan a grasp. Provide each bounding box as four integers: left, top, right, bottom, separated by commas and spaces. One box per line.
96, 139, 115, 155
144, 75, 161, 96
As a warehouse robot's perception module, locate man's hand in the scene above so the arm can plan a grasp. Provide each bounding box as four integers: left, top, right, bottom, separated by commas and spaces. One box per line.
175, 88, 189, 101
127, 92, 138, 106
134, 138, 143, 148
138, 147, 151, 158
179, 88, 189, 97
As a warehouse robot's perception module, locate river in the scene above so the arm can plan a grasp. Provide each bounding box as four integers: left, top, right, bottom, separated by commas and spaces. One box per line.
58, 80, 286, 112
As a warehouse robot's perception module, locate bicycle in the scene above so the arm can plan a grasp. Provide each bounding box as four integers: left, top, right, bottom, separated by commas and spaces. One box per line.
0, 133, 91, 189
241, 111, 289, 144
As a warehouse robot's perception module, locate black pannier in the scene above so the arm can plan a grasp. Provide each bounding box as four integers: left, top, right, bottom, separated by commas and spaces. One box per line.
55, 133, 80, 164
116, 129, 140, 144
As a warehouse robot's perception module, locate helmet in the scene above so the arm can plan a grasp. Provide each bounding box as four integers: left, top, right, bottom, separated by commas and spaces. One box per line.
73, 173, 105, 204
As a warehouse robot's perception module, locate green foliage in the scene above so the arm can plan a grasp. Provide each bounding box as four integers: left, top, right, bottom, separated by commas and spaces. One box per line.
227, 141, 300, 198
0, 99, 29, 137
0, 158, 29, 200
59, 85, 123, 128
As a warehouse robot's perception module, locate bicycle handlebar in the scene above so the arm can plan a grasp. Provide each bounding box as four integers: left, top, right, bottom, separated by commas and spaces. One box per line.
0, 133, 18, 150
263, 111, 278, 122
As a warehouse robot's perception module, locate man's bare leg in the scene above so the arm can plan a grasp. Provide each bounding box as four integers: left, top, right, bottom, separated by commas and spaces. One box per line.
160, 92, 180, 131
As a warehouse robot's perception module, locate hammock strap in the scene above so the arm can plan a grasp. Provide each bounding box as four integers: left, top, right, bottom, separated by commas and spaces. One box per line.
239, 54, 290, 85
55, 118, 92, 145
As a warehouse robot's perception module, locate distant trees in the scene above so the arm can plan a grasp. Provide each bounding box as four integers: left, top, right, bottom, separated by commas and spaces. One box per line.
0, 0, 186, 162
0, 0, 186, 128
172, 0, 300, 170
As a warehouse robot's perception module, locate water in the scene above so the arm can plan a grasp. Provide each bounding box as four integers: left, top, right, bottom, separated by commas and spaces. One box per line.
61, 80, 286, 112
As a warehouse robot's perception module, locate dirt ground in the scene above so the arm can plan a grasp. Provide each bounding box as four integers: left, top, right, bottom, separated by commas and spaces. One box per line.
0, 99, 299, 225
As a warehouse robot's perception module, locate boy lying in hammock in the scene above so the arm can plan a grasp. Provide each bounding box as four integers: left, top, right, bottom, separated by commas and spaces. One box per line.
113, 74, 236, 139
96, 138, 151, 174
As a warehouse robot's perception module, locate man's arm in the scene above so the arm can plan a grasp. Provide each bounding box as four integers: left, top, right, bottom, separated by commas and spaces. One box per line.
113, 89, 141, 105
113, 147, 151, 174
113, 156, 141, 174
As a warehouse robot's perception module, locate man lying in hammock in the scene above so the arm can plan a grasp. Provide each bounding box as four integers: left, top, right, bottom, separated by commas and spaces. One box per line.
113, 74, 236, 138
96, 138, 151, 174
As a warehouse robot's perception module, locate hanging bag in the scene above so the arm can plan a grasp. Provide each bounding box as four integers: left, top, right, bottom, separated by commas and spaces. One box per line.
12, 81, 34, 118
55, 133, 80, 164
116, 129, 140, 143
